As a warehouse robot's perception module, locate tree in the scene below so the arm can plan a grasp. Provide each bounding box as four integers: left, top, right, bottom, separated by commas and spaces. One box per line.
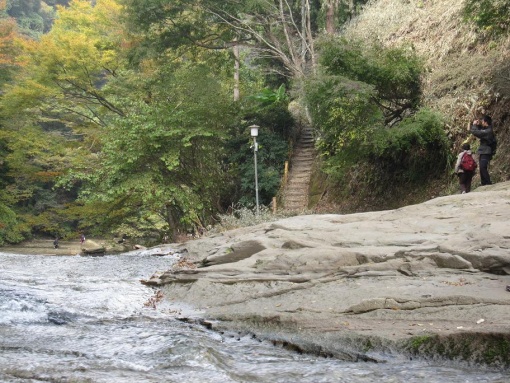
121, 0, 319, 79
0, 5, 27, 243
1, 0, 295, 242
318, 37, 423, 125
5, 0, 55, 37
71, 63, 236, 239
2, 0, 124, 128
322, 1, 366, 34
0, 0, 124, 240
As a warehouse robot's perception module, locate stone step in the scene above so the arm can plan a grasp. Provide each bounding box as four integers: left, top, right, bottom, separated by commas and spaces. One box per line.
286, 187, 308, 192
289, 165, 313, 172
294, 150, 314, 154
286, 187, 309, 193
287, 178, 310, 184
296, 146, 314, 151
285, 192, 308, 198
287, 177, 309, 182
281, 127, 317, 212
287, 176, 310, 182
293, 149, 315, 155
291, 160, 314, 166
293, 153, 314, 159
292, 155, 314, 161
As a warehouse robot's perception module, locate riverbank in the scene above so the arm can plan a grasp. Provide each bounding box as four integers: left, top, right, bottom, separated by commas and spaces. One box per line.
0, 238, 129, 256
3, 184, 510, 368
144, 182, 510, 368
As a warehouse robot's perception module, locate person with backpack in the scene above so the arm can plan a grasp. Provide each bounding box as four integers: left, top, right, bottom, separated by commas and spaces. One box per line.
454, 143, 476, 193
470, 115, 496, 186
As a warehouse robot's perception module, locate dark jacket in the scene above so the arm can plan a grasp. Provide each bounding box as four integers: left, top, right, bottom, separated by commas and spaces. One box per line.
470, 124, 495, 155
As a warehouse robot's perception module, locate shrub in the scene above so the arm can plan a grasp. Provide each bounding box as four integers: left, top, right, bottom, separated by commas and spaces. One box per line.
305, 74, 384, 178
210, 204, 290, 233
463, 0, 510, 36
0, 203, 26, 245
369, 108, 451, 182
318, 37, 423, 125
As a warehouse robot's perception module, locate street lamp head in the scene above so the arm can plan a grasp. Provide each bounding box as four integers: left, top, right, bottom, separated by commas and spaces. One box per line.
249, 125, 259, 137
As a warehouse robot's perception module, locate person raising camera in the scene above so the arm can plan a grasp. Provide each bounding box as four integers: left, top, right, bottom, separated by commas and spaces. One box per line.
469, 115, 497, 186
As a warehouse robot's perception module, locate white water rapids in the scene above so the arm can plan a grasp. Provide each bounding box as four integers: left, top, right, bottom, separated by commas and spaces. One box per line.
0, 251, 508, 382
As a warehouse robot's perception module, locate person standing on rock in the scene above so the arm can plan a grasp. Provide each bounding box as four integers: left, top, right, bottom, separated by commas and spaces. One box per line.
454, 143, 476, 194
80, 234, 86, 245
470, 115, 496, 186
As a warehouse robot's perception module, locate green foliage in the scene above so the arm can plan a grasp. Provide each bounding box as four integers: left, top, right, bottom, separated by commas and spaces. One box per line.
0, 17, 23, 86
2, 0, 124, 127
369, 108, 451, 182
5, 0, 56, 38
318, 37, 423, 124
121, 0, 320, 78
305, 35, 450, 207
66, 62, 236, 239
305, 36, 431, 184
0, 202, 25, 244
226, 99, 292, 208
250, 85, 288, 105
304, 73, 383, 176
463, 0, 510, 36
237, 130, 290, 207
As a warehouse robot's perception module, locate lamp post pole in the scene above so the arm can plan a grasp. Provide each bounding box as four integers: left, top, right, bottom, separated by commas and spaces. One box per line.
250, 125, 260, 215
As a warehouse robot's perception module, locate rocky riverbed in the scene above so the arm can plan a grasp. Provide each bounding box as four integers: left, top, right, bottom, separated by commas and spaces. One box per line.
4, 183, 510, 369
142, 182, 510, 368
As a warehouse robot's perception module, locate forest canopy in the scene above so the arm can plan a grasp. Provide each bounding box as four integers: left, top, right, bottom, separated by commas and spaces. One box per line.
2, 0, 504, 245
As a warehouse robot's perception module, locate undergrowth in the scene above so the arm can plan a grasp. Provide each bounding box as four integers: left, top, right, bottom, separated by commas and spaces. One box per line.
209, 205, 293, 233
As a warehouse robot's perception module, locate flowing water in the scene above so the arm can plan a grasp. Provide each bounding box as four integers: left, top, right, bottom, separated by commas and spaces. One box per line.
0, 251, 508, 383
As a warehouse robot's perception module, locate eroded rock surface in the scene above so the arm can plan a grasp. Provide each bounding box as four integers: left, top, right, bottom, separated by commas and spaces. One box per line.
149, 182, 510, 366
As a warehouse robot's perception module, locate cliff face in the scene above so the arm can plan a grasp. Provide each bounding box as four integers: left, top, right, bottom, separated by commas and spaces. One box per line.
344, 0, 510, 185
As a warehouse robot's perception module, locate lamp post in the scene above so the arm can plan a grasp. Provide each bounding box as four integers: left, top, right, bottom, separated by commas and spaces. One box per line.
250, 125, 260, 215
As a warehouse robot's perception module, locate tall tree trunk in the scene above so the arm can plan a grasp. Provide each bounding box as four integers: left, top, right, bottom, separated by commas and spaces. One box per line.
233, 42, 240, 102
325, 0, 337, 34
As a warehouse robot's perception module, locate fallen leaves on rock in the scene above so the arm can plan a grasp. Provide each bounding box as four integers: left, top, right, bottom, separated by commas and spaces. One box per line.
440, 277, 472, 286
173, 258, 197, 270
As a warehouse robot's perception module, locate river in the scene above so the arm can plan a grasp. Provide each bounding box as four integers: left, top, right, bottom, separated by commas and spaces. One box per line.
0, 251, 508, 383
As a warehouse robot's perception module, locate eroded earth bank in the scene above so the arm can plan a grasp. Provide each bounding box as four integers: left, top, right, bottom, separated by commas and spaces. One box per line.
144, 183, 510, 368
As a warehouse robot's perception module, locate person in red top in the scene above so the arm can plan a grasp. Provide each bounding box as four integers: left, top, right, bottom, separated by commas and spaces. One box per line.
454, 143, 476, 193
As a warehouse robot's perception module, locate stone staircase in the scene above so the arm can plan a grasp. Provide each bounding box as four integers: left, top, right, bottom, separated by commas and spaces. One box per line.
282, 127, 315, 212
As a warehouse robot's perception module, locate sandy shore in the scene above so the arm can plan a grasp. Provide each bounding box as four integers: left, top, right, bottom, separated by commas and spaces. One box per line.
1, 240, 82, 255
0, 238, 131, 255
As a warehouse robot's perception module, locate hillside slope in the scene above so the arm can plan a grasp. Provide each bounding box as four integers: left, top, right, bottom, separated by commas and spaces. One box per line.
313, 0, 510, 212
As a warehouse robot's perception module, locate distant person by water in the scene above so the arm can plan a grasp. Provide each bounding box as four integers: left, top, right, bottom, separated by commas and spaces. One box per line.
80, 234, 86, 245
